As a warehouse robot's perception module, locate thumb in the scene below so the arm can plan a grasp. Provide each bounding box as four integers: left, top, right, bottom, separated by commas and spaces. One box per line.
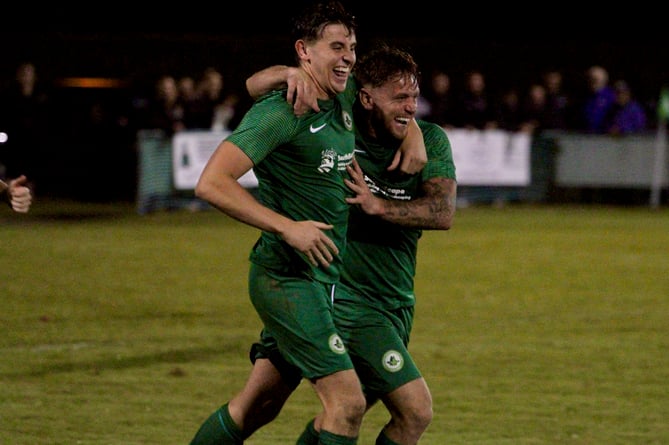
10, 175, 28, 187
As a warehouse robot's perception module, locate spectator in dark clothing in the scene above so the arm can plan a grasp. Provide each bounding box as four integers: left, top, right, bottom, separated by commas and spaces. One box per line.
605, 80, 648, 135
582, 65, 616, 133
521, 83, 549, 134
494, 87, 525, 132
186, 67, 239, 131
145, 75, 186, 136
423, 70, 457, 129
542, 70, 570, 130
458, 70, 496, 130
0, 62, 50, 189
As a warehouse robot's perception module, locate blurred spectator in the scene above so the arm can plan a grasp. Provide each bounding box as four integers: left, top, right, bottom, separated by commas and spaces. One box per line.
494, 87, 525, 132
177, 75, 200, 129
188, 67, 240, 131
177, 76, 197, 103
0, 62, 50, 190
521, 83, 549, 133
422, 70, 457, 128
542, 69, 571, 130
604, 80, 648, 135
458, 70, 496, 129
582, 65, 616, 133
145, 75, 186, 136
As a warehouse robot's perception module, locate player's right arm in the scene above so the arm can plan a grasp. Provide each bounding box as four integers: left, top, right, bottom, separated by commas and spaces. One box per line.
196, 141, 285, 231
195, 131, 337, 267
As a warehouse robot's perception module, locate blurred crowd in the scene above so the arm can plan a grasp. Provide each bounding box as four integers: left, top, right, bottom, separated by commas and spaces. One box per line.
0, 61, 659, 201
131, 67, 242, 137
0, 63, 245, 200
418, 65, 650, 136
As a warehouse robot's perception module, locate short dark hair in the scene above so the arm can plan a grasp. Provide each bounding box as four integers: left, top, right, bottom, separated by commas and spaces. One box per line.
290, 1, 357, 44
354, 44, 421, 89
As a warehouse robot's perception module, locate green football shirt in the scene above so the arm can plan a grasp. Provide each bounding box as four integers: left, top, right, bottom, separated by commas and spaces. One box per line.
227, 86, 356, 283
341, 120, 456, 309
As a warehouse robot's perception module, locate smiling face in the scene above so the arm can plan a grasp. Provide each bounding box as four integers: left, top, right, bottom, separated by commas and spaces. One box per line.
353, 45, 421, 143
361, 72, 419, 141
296, 23, 356, 98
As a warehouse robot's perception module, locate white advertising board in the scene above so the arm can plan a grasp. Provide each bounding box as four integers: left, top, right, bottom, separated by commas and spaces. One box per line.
172, 129, 531, 190
172, 130, 258, 190
447, 129, 531, 186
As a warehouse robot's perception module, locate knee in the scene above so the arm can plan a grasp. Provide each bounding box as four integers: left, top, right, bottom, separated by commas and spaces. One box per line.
390, 398, 432, 438
407, 402, 432, 432
326, 390, 366, 429
341, 391, 367, 424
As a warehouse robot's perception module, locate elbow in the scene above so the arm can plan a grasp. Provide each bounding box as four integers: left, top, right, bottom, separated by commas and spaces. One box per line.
194, 178, 214, 203
436, 217, 453, 231
245, 78, 255, 99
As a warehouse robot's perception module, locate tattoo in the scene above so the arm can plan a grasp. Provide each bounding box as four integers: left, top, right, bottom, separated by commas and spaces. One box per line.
381, 178, 456, 229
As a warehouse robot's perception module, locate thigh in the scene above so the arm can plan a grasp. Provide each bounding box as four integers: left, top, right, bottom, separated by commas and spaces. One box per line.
335, 297, 421, 398
249, 263, 354, 380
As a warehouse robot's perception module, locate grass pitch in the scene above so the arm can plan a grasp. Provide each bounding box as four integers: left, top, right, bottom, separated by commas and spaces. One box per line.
1, 200, 668, 444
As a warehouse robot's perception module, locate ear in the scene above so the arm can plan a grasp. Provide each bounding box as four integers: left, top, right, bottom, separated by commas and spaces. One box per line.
358, 88, 374, 110
295, 40, 309, 61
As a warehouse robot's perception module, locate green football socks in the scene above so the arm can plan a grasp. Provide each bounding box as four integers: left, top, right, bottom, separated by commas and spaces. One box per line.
294, 420, 358, 445
296, 418, 320, 445
189, 403, 244, 445
318, 429, 357, 445
375, 431, 401, 445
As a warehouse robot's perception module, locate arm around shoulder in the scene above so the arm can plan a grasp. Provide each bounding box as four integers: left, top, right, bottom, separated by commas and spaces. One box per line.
388, 119, 427, 174
246, 65, 320, 116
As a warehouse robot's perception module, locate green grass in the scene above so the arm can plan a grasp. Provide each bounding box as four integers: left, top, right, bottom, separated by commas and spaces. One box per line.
2, 200, 668, 444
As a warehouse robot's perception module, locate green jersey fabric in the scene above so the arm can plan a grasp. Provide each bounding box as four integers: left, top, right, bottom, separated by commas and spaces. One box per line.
340, 120, 456, 309
227, 86, 356, 283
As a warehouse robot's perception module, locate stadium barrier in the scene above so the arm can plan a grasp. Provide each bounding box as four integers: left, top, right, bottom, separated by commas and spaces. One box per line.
135, 129, 667, 213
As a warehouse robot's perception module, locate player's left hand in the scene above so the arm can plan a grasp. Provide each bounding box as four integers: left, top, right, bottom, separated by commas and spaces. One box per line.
387, 119, 427, 174
387, 148, 426, 175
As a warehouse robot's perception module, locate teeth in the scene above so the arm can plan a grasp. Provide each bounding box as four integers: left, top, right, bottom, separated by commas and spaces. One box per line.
397, 118, 409, 124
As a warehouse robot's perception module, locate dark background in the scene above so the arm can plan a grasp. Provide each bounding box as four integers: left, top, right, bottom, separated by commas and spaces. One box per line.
1, 3, 668, 202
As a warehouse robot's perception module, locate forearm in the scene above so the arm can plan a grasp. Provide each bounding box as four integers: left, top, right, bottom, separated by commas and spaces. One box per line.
195, 141, 293, 234
246, 65, 292, 99
392, 119, 427, 174
198, 175, 292, 234
375, 178, 456, 230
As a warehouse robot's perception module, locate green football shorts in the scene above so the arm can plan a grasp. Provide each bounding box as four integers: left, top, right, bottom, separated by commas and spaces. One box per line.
334, 284, 421, 398
248, 263, 355, 382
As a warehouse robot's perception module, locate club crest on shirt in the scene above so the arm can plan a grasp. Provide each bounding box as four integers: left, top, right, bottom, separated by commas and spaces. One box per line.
382, 350, 404, 372
318, 148, 337, 173
329, 333, 346, 354
342, 110, 353, 131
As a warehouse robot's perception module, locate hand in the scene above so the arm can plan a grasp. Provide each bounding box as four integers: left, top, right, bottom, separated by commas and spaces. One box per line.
285, 68, 320, 116
280, 219, 338, 267
387, 119, 427, 174
386, 149, 426, 175
8, 175, 32, 213
344, 158, 383, 216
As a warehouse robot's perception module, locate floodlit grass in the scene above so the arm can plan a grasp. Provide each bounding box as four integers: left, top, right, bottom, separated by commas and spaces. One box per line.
2, 200, 668, 444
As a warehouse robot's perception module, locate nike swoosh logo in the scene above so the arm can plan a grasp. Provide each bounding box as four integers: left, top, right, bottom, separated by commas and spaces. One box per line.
310, 123, 327, 133
354, 149, 366, 154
